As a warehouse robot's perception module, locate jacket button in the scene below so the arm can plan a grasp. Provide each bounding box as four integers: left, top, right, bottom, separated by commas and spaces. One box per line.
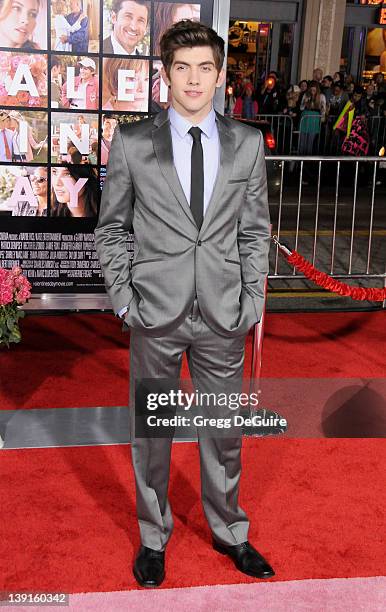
197, 240, 202, 246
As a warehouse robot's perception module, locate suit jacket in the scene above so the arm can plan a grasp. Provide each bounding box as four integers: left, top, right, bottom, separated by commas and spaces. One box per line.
102, 36, 114, 54
102, 35, 140, 55
94, 109, 271, 337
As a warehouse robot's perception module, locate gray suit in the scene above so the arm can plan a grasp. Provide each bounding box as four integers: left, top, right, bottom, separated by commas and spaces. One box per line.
95, 109, 270, 551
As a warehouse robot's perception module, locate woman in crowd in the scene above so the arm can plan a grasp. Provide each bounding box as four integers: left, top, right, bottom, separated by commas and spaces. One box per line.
283, 84, 301, 128
224, 81, 237, 116
299, 80, 326, 156
51, 165, 98, 218
298, 79, 308, 98
333, 71, 344, 84
102, 57, 148, 112
233, 81, 258, 119
0, 0, 42, 50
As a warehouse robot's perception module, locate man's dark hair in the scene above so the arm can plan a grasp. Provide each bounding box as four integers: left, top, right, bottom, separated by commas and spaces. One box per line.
112, 0, 150, 19
51, 58, 62, 69
160, 20, 225, 77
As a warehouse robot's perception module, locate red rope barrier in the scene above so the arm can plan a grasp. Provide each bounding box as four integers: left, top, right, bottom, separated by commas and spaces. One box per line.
273, 236, 386, 302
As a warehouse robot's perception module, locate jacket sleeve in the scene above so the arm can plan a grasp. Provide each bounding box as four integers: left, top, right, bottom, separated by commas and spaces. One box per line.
94, 124, 135, 315
237, 130, 271, 320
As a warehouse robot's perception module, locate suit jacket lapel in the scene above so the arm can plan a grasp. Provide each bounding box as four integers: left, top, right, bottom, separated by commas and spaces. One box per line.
199, 112, 235, 235
152, 110, 196, 228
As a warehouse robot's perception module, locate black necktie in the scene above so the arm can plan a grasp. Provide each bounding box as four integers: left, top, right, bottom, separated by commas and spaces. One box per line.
189, 127, 204, 229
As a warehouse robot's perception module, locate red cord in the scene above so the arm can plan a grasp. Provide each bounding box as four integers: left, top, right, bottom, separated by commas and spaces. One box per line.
285, 250, 386, 302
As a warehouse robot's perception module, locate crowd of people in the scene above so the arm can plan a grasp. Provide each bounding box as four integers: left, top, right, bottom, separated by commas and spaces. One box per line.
225, 68, 386, 156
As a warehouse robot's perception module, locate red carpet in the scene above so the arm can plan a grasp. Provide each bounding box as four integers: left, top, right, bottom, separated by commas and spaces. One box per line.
1, 438, 386, 593
0, 311, 384, 410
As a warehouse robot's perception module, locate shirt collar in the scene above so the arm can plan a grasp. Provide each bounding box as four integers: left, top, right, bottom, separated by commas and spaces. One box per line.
111, 30, 139, 56
168, 105, 217, 139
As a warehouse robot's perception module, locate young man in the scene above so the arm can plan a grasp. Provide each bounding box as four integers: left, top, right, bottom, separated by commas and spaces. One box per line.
60, 57, 99, 110
103, 0, 150, 55
95, 20, 273, 587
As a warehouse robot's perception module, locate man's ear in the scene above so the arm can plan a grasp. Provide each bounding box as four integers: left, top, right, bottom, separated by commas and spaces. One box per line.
160, 66, 170, 88
111, 11, 117, 25
216, 68, 226, 89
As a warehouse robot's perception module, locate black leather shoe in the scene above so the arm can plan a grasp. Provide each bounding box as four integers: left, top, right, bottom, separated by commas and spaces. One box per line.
213, 540, 275, 579
133, 545, 165, 587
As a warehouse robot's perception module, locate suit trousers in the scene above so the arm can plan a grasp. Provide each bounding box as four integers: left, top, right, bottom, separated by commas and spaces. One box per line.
128, 298, 250, 551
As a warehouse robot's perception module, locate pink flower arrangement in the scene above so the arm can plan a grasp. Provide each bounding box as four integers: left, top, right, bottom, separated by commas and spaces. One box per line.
0, 266, 31, 347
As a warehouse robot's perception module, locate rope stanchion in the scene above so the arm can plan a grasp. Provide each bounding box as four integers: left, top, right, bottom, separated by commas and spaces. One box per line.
272, 235, 386, 302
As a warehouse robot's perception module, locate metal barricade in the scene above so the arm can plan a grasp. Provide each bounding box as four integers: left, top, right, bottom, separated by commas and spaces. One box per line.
265, 155, 386, 306
228, 112, 294, 155
368, 116, 386, 156
227, 112, 386, 157
255, 114, 294, 155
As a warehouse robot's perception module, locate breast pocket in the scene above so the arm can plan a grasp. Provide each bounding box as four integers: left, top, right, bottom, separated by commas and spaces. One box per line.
227, 178, 249, 184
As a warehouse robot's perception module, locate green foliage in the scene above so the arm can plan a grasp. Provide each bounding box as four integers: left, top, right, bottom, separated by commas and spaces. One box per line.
0, 303, 24, 348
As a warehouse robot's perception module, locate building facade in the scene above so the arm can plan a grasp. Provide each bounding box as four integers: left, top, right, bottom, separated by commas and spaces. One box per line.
228, 0, 386, 86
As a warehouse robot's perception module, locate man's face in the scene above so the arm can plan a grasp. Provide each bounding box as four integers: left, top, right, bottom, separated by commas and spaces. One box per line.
161, 46, 225, 120
353, 92, 362, 103
112, 1, 148, 53
313, 69, 323, 81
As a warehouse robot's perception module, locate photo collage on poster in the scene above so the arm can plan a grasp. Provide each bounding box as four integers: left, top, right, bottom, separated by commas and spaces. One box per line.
0, 1, 204, 218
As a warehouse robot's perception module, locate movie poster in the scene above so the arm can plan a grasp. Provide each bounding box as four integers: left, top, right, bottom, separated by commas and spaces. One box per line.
0, 0, 213, 294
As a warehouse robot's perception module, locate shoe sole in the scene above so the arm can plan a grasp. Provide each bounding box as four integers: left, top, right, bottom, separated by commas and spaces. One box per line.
213, 541, 275, 579
133, 565, 165, 588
